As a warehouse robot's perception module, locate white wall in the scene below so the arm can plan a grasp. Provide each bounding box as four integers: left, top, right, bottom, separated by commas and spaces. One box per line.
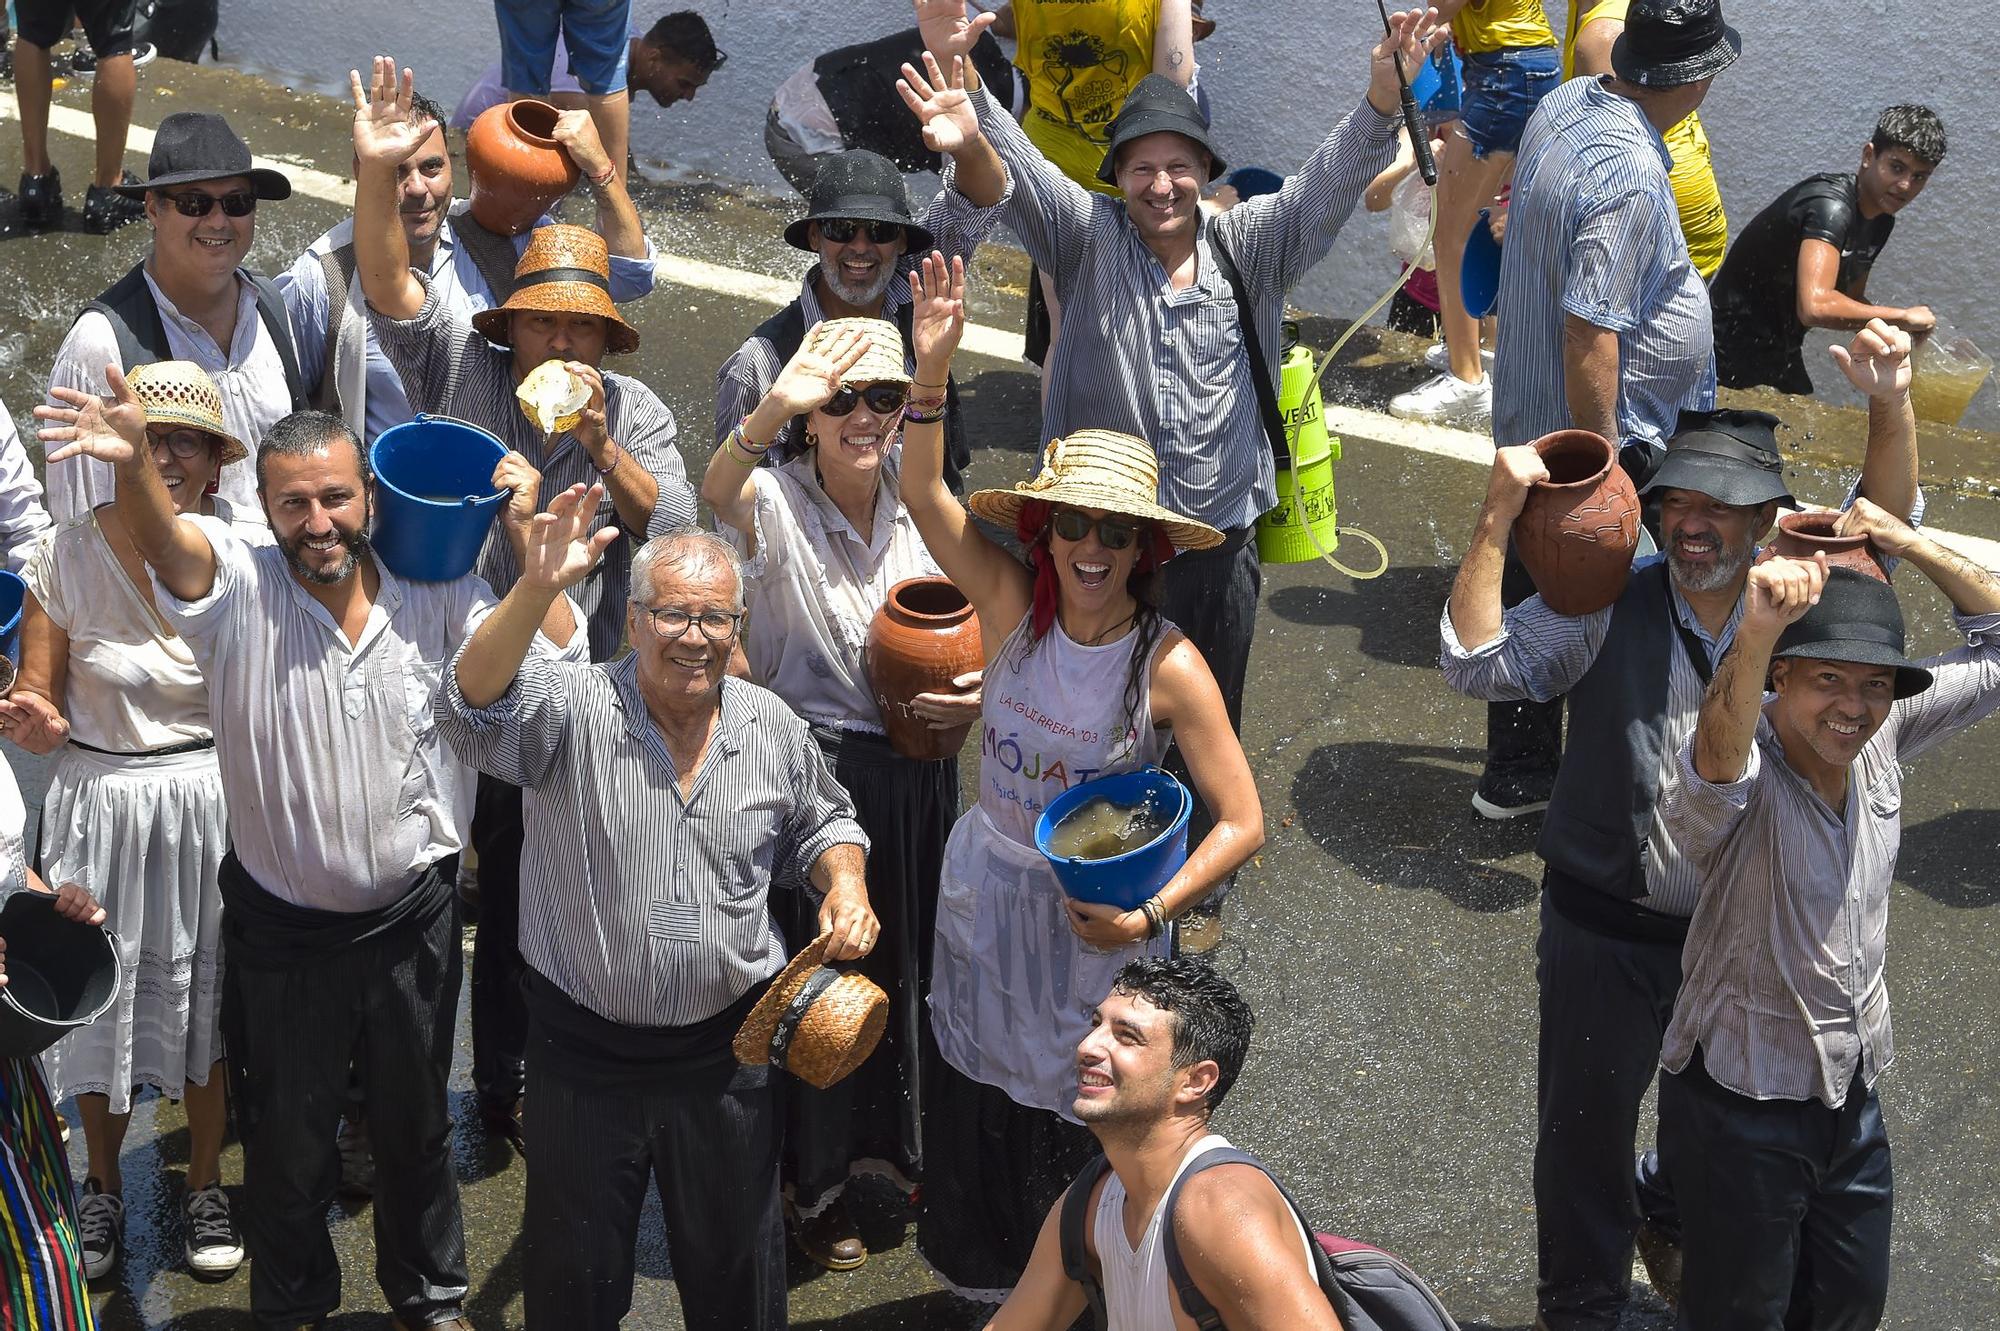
220, 0, 1996, 421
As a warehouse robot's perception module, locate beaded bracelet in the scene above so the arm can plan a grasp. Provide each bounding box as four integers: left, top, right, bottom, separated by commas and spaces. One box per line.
902, 398, 948, 425
590, 443, 622, 477
726, 418, 771, 465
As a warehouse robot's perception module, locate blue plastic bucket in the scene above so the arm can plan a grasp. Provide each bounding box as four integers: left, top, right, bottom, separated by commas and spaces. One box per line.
369, 415, 510, 582
1034, 767, 1193, 911
0, 570, 25, 664
1461, 208, 1502, 319
1226, 166, 1285, 199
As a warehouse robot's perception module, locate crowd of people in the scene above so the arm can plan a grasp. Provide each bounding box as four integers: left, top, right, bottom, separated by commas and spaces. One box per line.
0, 1, 1984, 1330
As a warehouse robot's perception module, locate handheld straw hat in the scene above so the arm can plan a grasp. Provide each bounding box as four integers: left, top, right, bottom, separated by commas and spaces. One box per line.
127, 361, 247, 465
968, 430, 1225, 552
114, 111, 292, 199
734, 934, 889, 1090
470, 223, 640, 354
804, 317, 911, 387
1771, 566, 1932, 699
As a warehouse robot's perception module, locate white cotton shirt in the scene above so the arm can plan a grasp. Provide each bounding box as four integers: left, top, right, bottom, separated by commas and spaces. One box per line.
152, 517, 495, 912
0, 402, 53, 576
46, 267, 294, 524
727, 452, 941, 733
25, 499, 270, 753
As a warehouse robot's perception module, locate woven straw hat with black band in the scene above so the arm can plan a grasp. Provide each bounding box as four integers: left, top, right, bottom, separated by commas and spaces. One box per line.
734, 933, 888, 1090
127, 360, 247, 465
969, 429, 1225, 552
804, 317, 911, 388
471, 223, 640, 355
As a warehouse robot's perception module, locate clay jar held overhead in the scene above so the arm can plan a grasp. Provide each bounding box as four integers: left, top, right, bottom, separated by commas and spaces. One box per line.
465, 100, 581, 236
864, 577, 984, 762
1512, 429, 1642, 616
1760, 510, 1891, 583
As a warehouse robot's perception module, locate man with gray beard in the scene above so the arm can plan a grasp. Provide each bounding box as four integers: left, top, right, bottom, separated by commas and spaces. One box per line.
1438, 319, 1917, 1331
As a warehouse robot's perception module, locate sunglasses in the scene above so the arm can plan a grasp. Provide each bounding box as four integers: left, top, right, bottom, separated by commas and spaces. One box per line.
817, 218, 903, 245
1050, 508, 1141, 551
146, 427, 214, 460
161, 190, 258, 218
823, 383, 909, 417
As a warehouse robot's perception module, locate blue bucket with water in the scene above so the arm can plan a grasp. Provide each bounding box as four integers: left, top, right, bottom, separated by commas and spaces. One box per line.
1034, 766, 1193, 911
369, 415, 510, 582
1461, 208, 1503, 319
0, 570, 26, 664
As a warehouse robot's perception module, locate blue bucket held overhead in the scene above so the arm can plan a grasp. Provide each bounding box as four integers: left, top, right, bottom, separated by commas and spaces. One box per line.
1034, 767, 1193, 912
0, 570, 24, 664
369, 414, 510, 582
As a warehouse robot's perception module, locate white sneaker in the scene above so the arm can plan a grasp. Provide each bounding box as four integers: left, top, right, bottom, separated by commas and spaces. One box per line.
1389, 371, 1492, 426
76, 1180, 123, 1279
183, 1183, 245, 1280
1424, 342, 1495, 375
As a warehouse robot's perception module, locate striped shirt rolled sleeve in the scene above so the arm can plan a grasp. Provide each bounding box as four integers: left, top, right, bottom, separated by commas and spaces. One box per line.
435, 653, 868, 1028
961, 82, 1400, 531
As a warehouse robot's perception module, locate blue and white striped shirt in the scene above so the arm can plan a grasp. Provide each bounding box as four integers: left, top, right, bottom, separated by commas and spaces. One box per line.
1492, 76, 1715, 452
436, 655, 867, 1028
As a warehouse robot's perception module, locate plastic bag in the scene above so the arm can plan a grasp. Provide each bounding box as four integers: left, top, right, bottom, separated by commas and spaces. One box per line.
1388, 172, 1435, 270
1909, 321, 1992, 426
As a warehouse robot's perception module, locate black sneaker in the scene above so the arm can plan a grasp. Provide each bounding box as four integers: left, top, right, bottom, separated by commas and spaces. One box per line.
18, 169, 62, 229
66, 45, 95, 75
82, 178, 145, 233
1471, 764, 1556, 820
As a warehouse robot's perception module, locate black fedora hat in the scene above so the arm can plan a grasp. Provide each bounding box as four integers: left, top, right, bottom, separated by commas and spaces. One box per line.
1772, 567, 1932, 699
1642, 409, 1797, 508
114, 111, 293, 200
783, 150, 933, 252
1611, 0, 1742, 89
0, 892, 122, 1059
1097, 73, 1226, 186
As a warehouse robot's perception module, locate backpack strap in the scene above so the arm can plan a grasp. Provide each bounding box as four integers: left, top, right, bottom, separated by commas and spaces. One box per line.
312, 242, 361, 412
248, 272, 311, 411
81, 262, 174, 371
1058, 1153, 1114, 1329
449, 211, 525, 305
1204, 225, 1292, 468
1161, 1147, 1344, 1331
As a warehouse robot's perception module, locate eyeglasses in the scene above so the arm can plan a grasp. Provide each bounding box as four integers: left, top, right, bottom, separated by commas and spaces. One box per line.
147, 427, 213, 460
160, 190, 258, 218
1050, 509, 1141, 551
635, 606, 743, 641
822, 383, 909, 418
817, 218, 902, 245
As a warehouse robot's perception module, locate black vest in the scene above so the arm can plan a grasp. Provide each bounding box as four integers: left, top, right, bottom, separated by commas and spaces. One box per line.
83, 262, 308, 410
813, 27, 1015, 175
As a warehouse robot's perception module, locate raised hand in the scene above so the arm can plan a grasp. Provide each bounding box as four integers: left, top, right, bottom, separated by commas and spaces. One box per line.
521, 482, 620, 593
1829, 318, 1914, 399
898, 52, 979, 156
915, 0, 996, 66
1368, 7, 1447, 118
1834, 496, 1920, 559
36, 362, 147, 468
764, 325, 871, 418
1743, 552, 1827, 639
909, 251, 966, 373
349, 55, 430, 168
551, 109, 613, 182
1482, 443, 1551, 521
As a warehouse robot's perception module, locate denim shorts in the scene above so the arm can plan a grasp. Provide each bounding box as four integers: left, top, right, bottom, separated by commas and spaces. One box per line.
1458, 45, 1561, 157
496, 0, 631, 97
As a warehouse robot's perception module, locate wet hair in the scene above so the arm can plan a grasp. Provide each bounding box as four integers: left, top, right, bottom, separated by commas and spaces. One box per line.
410, 92, 450, 144
1872, 105, 1946, 165
646, 12, 725, 73
630, 525, 744, 611
1110, 957, 1254, 1116
255, 410, 370, 492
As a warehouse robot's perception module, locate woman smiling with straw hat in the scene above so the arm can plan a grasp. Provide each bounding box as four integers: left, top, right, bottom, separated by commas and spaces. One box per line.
896, 252, 1265, 1300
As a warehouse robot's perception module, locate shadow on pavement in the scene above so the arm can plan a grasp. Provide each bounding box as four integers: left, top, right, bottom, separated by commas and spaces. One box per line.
1266, 565, 1456, 669
790, 1291, 989, 1330
1895, 808, 2000, 909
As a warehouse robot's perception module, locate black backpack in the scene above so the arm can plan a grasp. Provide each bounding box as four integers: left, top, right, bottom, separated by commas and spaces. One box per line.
1058, 1147, 1461, 1331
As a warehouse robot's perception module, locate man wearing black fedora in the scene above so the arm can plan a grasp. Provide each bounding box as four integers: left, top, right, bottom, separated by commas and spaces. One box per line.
1444, 321, 1919, 1331
44, 110, 308, 527
1662, 503, 2000, 1329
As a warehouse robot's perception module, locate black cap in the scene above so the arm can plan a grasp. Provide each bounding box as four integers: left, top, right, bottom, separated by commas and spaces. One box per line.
114, 112, 292, 200
1096, 74, 1226, 186
1611, 0, 1742, 89
1772, 567, 1931, 698
1642, 409, 1797, 508
783, 150, 934, 252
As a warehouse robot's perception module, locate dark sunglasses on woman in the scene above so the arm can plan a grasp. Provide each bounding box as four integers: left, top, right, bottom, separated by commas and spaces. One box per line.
817, 218, 903, 245
1050, 508, 1140, 551
161, 191, 258, 218
822, 383, 909, 417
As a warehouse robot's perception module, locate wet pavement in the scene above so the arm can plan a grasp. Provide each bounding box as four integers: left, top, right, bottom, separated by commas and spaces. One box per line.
2, 58, 1998, 1330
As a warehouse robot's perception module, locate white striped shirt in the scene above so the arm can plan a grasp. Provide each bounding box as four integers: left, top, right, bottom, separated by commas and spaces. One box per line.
964, 83, 1401, 531
436, 655, 868, 1028
1492, 76, 1715, 451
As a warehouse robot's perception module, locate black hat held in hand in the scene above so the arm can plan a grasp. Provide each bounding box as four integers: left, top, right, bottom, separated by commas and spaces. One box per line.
784, 150, 934, 252
114, 111, 293, 200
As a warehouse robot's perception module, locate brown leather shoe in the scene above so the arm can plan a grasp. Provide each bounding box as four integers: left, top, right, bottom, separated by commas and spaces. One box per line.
788, 1195, 867, 1271
1634, 1218, 1684, 1308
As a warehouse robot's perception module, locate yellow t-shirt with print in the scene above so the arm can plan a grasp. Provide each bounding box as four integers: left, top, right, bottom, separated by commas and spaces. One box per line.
1013, 0, 1159, 195
1451, 0, 1557, 55
1563, 0, 1728, 277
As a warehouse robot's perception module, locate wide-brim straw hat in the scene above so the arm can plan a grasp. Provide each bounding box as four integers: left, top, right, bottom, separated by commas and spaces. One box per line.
470, 223, 640, 354
806, 317, 910, 387
733, 933, 888, 1090
968, 430, 1225, 551
127, 360, 247, 465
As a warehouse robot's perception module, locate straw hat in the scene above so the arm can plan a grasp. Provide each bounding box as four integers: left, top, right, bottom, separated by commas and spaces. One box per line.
733, 933, 888, 1090
806, 317, 911, 387
127, 361, 247, 465
470, 223, 640, 354
968, 430, 1225, 551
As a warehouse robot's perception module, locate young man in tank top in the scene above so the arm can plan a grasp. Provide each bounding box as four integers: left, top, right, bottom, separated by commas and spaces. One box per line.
988, 958, 1337, 1330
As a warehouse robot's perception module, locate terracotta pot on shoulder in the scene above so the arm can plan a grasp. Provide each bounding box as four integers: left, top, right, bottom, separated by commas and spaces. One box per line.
1511, 429, 1642, 616
864, 577, 984, 762
465, 100, 581, 237
1760, 510, 1890, 582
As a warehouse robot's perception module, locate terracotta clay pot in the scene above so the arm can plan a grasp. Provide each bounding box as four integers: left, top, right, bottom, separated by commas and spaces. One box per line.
1760, 510, 1890, 582
1512, 429, 1642, 616
864, 577, 983, 762
464, 100, 581, 237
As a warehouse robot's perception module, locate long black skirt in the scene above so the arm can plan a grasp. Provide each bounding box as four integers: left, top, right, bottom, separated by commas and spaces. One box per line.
784, 725, 959, 1212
